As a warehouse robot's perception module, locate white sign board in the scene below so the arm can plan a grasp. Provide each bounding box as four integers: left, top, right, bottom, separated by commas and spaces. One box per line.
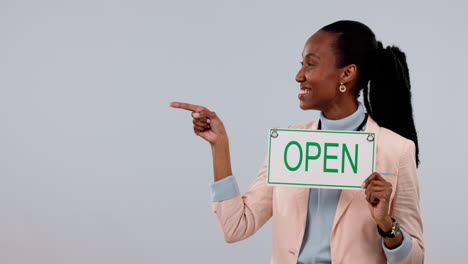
267, 129, 376, 189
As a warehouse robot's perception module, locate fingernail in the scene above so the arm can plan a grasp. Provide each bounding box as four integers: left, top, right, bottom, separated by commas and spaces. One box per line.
206, 119, 211, 123
193, 112, 200, 118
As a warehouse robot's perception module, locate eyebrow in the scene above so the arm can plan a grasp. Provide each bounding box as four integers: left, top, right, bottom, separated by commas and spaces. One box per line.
302, 53, 320, 59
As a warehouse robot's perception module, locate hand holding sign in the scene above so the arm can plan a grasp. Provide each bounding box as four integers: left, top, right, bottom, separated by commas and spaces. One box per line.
363, 172, 393, 224
170, 102, 228, 145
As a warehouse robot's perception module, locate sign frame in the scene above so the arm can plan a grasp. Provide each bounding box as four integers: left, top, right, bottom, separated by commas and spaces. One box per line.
267, 128, 376, 189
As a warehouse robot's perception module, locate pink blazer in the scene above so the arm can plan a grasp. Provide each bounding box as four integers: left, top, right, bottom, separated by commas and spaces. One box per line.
212, 116, 424, 264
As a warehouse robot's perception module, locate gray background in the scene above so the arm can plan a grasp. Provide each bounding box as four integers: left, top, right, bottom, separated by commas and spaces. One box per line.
1, 0, 467, 263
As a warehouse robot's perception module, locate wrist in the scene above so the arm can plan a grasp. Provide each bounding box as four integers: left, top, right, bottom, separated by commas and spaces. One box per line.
376, 215, 393, 232
377, 217, 402, 242
212, 135, 229, 147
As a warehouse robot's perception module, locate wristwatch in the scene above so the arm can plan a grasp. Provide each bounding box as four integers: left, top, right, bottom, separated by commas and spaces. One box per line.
377, 218, 401, 238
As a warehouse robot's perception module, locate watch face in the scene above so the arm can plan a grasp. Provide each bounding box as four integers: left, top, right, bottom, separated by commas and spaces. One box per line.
377, 219, 400, 238
392, 222, 401, 237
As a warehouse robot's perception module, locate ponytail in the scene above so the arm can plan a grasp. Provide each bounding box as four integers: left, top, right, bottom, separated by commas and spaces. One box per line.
364, 42, 420, 166
321, 20, 420, 167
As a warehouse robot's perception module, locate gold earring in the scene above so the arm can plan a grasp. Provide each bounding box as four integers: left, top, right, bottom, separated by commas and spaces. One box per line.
339, 82, 347, 93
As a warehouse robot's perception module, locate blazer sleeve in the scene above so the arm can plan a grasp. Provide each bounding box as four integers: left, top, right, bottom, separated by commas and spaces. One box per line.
390, 139, 424, 263
211, 154, 273, 243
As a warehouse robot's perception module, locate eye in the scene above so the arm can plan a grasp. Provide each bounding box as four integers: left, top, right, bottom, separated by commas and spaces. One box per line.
300, 61, 315, 67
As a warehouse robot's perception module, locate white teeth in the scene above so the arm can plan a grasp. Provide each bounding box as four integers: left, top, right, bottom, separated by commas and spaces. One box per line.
300, 90, 310, 94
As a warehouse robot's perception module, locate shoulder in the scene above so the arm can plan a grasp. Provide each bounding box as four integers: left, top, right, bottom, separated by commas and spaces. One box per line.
376, 126, 416, 167
378, 126, 415, 150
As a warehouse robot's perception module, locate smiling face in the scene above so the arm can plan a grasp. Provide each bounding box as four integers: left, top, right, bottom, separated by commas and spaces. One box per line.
295, 30, 346, 112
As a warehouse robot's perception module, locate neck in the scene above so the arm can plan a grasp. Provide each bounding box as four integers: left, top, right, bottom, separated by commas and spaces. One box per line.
319, 102, 366, 131
321, 100, 359, 120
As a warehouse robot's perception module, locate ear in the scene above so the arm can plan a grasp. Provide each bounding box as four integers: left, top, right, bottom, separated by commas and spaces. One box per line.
339, 64, 357, 84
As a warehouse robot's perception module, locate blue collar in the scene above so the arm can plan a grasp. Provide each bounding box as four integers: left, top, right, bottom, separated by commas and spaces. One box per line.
319, 103, 366, 131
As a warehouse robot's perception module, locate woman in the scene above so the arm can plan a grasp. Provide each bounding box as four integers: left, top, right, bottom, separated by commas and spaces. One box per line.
170, 20, 423, 264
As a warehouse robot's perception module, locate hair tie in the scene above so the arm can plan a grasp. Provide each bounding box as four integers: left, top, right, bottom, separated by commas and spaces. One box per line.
370, 41, 386, 78
373, 41, 385, 60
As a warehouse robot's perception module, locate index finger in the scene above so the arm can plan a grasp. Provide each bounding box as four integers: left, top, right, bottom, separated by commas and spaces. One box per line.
363, 172, 384, 186
170, 101, 206, 112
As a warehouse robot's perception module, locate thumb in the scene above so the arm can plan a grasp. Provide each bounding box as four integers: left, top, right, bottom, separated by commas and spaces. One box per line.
193, 110, 218, 120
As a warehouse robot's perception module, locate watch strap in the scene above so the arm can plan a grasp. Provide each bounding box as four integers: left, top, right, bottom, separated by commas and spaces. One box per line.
377, 218, 400, 238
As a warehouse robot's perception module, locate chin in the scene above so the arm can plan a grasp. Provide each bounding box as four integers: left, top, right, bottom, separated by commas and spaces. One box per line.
299, 102, 314, 111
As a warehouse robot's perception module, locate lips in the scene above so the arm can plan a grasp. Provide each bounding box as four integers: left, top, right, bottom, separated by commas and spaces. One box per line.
298, 86, 312, 99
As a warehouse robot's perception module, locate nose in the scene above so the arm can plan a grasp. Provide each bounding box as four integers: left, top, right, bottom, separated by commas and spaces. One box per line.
295, 66, 305, 83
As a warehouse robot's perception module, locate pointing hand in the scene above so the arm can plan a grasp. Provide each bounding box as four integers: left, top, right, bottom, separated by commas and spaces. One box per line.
170, 101, 228, 145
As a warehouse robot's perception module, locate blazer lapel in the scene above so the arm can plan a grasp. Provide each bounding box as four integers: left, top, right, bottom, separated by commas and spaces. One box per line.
332, 116, 380, 230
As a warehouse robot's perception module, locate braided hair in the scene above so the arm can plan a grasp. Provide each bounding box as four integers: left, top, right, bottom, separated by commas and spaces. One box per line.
320, 20, 420, 166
